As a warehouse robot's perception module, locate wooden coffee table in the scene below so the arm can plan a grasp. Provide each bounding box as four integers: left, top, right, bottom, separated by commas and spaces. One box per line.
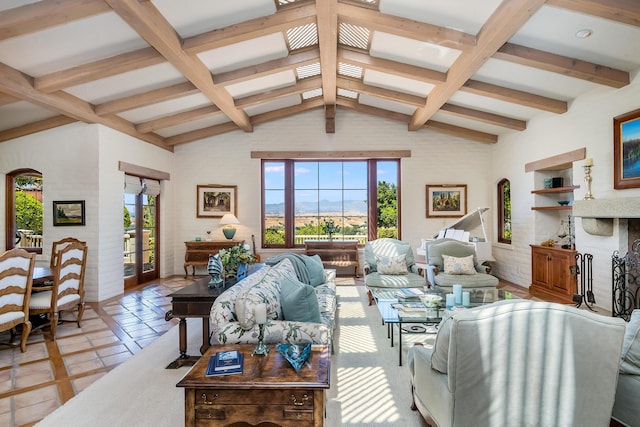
177, 344, 330, 427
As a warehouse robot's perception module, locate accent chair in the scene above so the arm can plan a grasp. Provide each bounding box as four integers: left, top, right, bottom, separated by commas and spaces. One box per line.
0, 248, 36, 352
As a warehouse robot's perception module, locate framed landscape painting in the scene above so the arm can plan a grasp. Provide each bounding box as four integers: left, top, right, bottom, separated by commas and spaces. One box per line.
197, 185, 237, 218
426, 184, 467, 218
614, 108, 640, 189
53, 200, 85, 226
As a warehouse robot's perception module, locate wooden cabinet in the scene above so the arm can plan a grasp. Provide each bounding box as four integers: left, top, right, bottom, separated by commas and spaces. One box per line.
184, 241, 241, 277
304, 240, 359, 277
530, 245, 577, 302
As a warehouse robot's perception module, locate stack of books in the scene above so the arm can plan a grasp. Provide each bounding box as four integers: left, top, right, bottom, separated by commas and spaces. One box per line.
205, 350, 244, 377
392, 302, 427, 318
394, 288, 425, 301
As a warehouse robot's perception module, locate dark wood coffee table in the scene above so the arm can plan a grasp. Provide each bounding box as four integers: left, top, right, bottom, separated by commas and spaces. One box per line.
177, 344, 330, 427
165, 264, 264, 369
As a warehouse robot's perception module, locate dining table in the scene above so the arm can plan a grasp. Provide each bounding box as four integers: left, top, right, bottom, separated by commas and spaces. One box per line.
32, 266, 53, 287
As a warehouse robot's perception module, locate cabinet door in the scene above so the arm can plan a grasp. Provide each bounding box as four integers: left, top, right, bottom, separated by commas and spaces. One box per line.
549, 251, 576, 294
531, 249, 550, 288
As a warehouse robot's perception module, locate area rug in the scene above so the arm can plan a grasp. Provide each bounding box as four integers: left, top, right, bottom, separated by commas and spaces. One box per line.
36, 285, 433, 426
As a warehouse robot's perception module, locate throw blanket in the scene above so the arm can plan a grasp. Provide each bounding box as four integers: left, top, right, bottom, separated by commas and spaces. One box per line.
265, 253, 310, 284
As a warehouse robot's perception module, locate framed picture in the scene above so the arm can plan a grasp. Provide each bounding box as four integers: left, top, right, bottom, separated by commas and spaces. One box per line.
426, 184, 467, 218
614, 108, 640, 189
197, 185, 237, 218
53, 200, 85, 226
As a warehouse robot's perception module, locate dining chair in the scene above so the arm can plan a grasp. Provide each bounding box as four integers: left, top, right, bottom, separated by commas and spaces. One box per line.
30, 241, 88, 338
0, 248, 36, 352
50, 237, 87, 269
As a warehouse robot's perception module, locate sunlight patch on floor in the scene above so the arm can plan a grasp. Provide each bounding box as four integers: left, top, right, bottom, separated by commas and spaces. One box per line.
335, 366, 404, 424
337, 325, 378, 353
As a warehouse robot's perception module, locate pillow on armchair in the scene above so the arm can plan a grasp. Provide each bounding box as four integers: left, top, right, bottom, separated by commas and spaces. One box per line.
376, 254, 408, 275
442, 254, 476, 275
365, 238, 416, 273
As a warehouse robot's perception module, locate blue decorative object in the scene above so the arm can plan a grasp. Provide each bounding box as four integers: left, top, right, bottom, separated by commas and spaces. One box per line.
236, 263, 248, 280
558, 200, 570, 206
208, 254, 224, 288
277, 342, 312, 373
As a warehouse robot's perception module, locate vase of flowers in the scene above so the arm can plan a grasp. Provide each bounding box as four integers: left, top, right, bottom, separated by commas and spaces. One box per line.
217, 244, 257, 280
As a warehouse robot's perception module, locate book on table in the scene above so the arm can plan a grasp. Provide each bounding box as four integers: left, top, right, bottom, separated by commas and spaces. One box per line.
392, 302, 426, 312
394, 288, 424, 300
205, 351, 244, 377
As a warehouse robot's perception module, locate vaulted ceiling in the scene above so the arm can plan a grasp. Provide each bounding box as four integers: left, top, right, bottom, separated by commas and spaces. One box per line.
0, 0, 638, 152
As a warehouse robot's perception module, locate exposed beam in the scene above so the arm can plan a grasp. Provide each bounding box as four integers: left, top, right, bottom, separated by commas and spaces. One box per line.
460, 80, 568, 114
95, 81, 199, 115
336, 97, 411, 124
251, 149, 412, 159
251, 97, 324, 126
494, 43, 630, 88
316, 0, 337, 105
337, 2, 476, 52
0, 93, 18, 106
165, 122, 240, 146
0, 61, 171, 150
547, 0, 640, 28
337, 75, 425, 107
440, 103, 527, 131
0, 0, 112, 42
105, 0, 253, 132
409, 0, 547, 130
325, 104, 335, 133
136, 105, 221, 133
183, 3, 317, 54
235, 76, 322, 108
35, 47, 164, 93
424, 121, 498, 144
0, 115, 76, 143
214, 48, 319, 86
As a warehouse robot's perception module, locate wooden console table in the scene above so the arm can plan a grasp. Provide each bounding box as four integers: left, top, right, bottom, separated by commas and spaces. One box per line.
304, 240, 359, 277
177, 344, 330, 426
184, 240, 241, 277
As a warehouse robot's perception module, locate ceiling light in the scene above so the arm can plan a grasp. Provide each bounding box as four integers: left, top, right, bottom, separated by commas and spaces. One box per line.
575, 29, 593, 39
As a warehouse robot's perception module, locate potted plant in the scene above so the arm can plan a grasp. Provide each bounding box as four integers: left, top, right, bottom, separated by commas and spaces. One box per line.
218, 245, 257, 280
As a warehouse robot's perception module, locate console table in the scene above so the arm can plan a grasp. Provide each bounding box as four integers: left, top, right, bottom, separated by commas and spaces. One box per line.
184, 240, 241, 277
304, 240, 359, 277
177, 344, 330, 426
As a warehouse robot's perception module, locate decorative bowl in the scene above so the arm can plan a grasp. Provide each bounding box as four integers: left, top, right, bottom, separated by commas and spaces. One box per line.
558, 200, 570, 206
420, 294, 443, 308
276, 342, 312, 373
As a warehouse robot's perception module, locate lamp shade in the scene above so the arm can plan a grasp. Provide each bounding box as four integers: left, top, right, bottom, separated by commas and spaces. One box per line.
219, 214, 239, 225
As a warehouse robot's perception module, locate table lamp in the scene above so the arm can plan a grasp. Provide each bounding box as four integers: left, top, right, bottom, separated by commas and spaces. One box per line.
219, 214, 239, 240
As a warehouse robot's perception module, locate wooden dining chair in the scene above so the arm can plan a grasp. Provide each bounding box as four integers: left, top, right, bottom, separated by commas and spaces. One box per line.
50, 237, 87, 269
30, 241, 87, 338
0, 248, 36, 352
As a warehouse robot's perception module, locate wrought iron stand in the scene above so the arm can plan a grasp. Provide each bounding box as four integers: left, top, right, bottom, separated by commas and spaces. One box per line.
572, 252, 596, 311
612, 239, 640, 320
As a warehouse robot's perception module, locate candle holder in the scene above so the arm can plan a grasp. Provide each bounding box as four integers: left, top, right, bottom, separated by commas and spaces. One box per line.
583, 165, 594, 200
252, 323, 269, 356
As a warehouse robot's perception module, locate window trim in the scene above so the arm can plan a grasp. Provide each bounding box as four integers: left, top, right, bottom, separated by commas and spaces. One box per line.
497, 178, 511, 244
5, 168, 43, 254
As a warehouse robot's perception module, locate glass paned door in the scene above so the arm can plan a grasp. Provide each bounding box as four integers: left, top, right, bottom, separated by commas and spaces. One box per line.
124, 191, 159, 288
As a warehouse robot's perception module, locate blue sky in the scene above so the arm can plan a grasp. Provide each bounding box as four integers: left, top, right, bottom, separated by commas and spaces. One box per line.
622, 118, 640, 142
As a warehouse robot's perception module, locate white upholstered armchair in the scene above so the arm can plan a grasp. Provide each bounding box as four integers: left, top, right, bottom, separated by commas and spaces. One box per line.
409, 300, 626, 427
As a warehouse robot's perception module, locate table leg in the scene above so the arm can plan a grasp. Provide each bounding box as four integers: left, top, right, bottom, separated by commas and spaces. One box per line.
399, 323, 403, 366
166, 316, 200, 369
200, 318, 210, 354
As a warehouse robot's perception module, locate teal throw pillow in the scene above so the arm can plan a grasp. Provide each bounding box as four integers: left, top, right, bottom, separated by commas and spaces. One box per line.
303, 254, 326, 286
280, 276, 321, 323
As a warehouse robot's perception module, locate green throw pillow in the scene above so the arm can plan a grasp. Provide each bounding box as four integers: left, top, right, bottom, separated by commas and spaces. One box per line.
280, 276, 321, 323
303, 254, 326, 286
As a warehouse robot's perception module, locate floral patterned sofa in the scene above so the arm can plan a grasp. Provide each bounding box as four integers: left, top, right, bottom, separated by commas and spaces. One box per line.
210, 257, 337, 346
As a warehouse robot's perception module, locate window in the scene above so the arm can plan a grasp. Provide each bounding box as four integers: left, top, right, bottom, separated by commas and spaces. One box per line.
262, 159, 399, 247
5, 169, 43, 254
498, 178, 511, 244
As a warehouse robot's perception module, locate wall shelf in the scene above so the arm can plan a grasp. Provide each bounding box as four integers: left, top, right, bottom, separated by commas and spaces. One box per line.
531, 185, 580, 195
531, 206, 573, 211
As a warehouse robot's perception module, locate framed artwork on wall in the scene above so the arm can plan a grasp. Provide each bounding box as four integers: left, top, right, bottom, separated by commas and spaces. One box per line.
197, 185, 237, 218
53, 200, 85, 226
426, 184, 467, 218
614, 108, 640, 189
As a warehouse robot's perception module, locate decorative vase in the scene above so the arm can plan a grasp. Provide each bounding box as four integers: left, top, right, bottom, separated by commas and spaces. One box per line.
236, 263, 248, 280
208, 254, 224, 288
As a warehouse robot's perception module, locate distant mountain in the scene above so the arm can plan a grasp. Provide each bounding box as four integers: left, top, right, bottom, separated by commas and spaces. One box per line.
265, 199, 367, 214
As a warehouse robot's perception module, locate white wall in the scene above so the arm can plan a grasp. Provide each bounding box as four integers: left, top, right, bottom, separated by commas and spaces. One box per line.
172, 108, 494, 274
491, 69, 640, 309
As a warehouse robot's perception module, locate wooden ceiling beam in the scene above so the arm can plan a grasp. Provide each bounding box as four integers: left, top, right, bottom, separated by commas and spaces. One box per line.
409, 0, 547, 131
494, 43, 630, 88
235, 76, 322, 108
166, 122, 240, 146
0, 115, 76, 143
183, 3, 317, 54
440, 103, 527, 131
136, 105, 221, 133
0, 62, 171, 150
547, 0, 640, 28
251, 97, 324, 126
214, 48, 319, 85
424, 121, 498, 144
337, 2, 476, 52
35, 47, 164, 93
337, 75, 425, 107
105, 0, 252, 132
316, 0, 337, 106
0, 0, 112, 42
0, 93, 18, 106
95, 81, 199, 115
460, 80, 568, 114
336, 97, 411, 124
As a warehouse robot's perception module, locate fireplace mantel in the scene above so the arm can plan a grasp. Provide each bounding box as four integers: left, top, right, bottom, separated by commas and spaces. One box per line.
573, 198, 640, 236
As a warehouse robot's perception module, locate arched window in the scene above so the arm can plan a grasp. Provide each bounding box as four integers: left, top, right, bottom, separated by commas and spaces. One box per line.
498, 178, 511, 244
5, 169, 43, 254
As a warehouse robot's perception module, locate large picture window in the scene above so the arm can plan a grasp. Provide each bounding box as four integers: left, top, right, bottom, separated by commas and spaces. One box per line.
262, 159, 400, 247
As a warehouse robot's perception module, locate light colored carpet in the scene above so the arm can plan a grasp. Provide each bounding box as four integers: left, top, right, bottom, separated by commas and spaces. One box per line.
36, 285, 433, 426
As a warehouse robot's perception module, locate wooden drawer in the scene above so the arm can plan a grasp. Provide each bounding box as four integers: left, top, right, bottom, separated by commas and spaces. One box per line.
194, 406, 314, 426
195, 389, 314, 407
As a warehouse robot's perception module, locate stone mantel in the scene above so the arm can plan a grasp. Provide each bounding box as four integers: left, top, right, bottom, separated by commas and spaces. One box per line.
573, 198, 640, 236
